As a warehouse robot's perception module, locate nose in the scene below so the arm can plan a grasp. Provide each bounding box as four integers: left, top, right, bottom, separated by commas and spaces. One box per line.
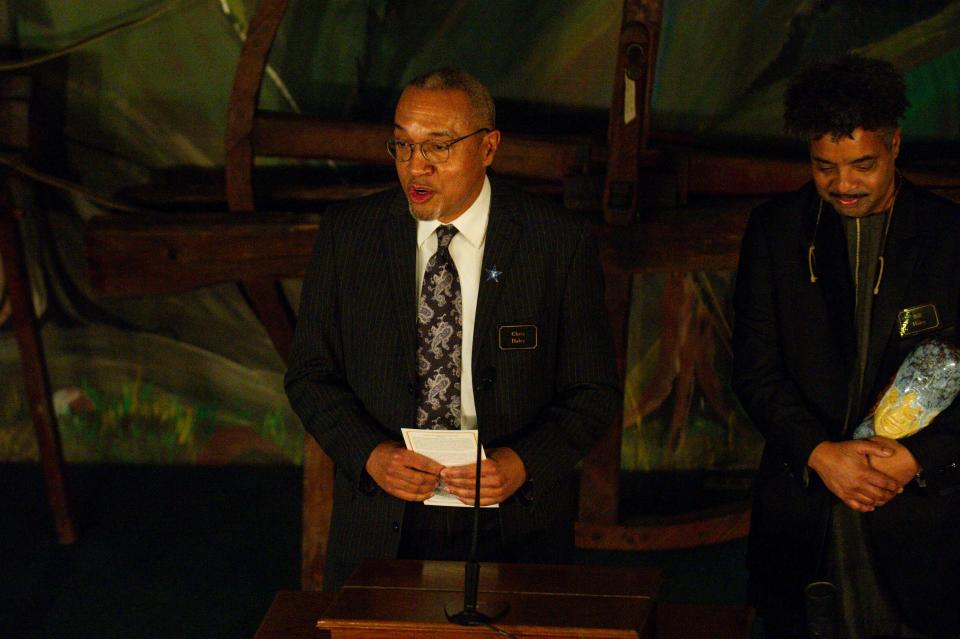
408, 148, 435, 176
835, 167, 859, 193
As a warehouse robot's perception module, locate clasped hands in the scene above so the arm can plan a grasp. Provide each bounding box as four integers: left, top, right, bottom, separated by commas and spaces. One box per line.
808, 436, 920, 513
365, 441, 527, 506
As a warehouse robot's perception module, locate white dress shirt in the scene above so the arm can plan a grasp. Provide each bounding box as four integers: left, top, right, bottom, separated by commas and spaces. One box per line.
415, 176, 491, 431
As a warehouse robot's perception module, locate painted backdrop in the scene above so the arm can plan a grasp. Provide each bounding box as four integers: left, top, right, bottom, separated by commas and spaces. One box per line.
1, 2, 958, 479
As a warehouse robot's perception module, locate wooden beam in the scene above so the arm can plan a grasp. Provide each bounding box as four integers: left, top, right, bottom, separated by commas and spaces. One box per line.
685, 152, 809, 195
224, 0, 290, 212
252, 114, 389, 164
88, 181, 958, 299
577, 236, 633, 526
683, 152, 960, 195
601, 201, 756, 274
301, 437, 334, 591
120, 177, 392, 211
85, 212, 318, 296
0, 176, 76, 544
575, 504, 750, 551
604, 0, 663, 224
93, 184, 960, 300
238, 277, 296, 362
83, 200, 754, 297
253, 112, 617, 182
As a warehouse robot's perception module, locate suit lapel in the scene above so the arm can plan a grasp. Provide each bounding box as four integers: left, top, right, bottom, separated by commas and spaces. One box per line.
862, 182, 923, 405
381, 191, 418, 370
472, 183, 522, 365
809, 195, 857, 372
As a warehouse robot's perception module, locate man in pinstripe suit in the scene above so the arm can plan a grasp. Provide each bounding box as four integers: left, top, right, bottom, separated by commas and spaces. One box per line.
285, 68, 620, 591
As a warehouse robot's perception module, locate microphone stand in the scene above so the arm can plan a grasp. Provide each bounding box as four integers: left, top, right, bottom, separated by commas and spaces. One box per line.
445, 431, 509, 626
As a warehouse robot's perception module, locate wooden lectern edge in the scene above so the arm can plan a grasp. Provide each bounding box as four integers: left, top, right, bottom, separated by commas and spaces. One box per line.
312, 561, 659, 638
316, 592, 655, 638
338, 559, 662, 598
338, 584, 656, 599
316, 620, 650, 639
317, 617, 654, 639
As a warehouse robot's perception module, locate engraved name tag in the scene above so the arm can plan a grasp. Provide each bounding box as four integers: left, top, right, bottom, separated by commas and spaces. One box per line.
898, 304, 940, 337
498, 324, 538, 350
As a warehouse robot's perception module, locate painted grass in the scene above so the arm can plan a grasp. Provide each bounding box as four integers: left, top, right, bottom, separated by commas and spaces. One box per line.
0, 377, 302, 464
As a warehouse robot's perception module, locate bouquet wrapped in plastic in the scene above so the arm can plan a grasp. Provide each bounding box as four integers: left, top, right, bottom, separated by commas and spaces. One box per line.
853, 339, 960, 440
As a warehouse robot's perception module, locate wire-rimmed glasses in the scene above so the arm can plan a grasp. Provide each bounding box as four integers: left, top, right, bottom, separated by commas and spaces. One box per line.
386, 128, 490, 163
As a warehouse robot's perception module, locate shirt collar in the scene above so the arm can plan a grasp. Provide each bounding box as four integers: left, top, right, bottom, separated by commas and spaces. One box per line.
416, 176, 491, 249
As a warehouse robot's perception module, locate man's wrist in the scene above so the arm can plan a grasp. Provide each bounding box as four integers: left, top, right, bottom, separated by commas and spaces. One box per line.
807, 441, 830, 472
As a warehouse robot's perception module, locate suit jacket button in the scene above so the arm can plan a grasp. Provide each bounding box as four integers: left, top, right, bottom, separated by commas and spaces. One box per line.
406, 383, 416, 396
477, 367, 496, 391
392, 521, 400, 533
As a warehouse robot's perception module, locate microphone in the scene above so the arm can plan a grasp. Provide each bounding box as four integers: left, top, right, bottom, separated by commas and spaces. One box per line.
445, 428, 509, 626
804, 581, 838, 639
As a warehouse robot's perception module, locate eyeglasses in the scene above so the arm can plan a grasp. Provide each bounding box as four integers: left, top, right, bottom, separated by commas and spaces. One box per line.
386, 128, 490, 163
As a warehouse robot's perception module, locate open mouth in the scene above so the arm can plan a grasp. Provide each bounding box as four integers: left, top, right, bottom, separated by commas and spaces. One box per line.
408, 185, 433, 203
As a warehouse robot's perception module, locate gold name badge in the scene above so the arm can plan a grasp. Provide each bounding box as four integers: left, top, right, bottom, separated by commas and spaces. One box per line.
498, 324, 538, 350
898, 304, 940, 337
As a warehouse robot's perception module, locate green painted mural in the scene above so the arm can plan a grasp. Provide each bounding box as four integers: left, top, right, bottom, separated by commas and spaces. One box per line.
2, 0, 959, 479
623, 272, 763, 473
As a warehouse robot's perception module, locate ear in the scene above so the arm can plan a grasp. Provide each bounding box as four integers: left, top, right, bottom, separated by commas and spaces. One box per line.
891, 128, 902, 159
481, 130, 501, 168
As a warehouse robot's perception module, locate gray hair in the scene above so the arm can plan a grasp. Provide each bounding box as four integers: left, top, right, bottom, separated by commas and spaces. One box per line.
406, 67, 496, 129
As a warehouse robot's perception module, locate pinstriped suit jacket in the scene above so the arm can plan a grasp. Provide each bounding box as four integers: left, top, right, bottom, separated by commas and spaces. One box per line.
285, 177, 620, 591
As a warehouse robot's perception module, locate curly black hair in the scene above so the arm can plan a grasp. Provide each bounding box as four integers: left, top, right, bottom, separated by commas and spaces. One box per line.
784, 54, 909, 142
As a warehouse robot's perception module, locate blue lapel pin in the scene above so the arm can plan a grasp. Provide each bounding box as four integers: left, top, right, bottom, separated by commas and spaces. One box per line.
485, 265, 502, 283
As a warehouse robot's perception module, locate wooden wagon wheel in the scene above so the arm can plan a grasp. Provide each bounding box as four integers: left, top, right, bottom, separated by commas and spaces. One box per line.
223, 0, 332, 591
223, 0, 753, 581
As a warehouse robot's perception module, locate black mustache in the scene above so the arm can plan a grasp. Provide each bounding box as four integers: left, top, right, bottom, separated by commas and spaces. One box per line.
829, 192, 868, 198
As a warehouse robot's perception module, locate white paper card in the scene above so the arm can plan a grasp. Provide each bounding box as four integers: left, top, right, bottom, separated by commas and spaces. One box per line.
401, 428, 497, 508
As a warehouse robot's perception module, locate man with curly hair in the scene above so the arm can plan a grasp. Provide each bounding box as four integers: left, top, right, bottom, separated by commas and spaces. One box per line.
733, 54, 960, 637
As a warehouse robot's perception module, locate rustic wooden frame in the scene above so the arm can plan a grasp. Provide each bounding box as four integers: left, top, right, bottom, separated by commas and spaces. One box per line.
212, 0, 960, 576
1, 172, 76, 544
82, 0, 960, 586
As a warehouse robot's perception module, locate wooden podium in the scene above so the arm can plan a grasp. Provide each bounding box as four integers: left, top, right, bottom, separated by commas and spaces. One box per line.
255, 560, 661, 638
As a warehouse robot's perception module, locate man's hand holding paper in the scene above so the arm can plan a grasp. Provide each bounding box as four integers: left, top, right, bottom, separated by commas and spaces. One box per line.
401, 428, 507, 507
365, 441, 442, 502
442, 447, 527, 507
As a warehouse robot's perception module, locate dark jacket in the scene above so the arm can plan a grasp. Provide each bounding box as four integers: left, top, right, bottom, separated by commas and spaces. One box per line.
732, 180, 960, 634
285, 178, 620, 591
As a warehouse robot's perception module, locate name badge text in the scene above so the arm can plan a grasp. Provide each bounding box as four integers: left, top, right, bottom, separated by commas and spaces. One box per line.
498, 324, 538, 350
